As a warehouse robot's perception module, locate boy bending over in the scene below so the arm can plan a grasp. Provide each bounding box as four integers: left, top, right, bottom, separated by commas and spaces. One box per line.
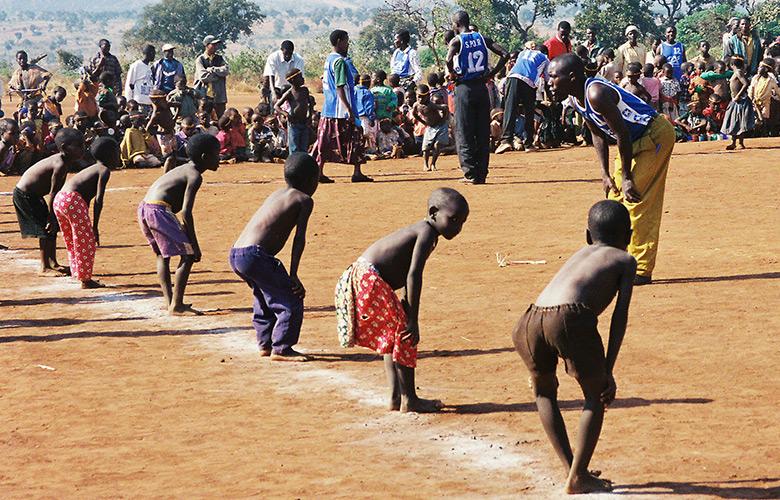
229, 152, 319, 361
13, 128, 85, 274
53, 137, 119, 288
336, 188, 469, 413
138, 134, 220, 315
512, 200, 636, 494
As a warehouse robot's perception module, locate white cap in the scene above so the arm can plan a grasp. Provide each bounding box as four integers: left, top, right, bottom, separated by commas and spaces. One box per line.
162, 44, 176, 51
625, 25, 640, 36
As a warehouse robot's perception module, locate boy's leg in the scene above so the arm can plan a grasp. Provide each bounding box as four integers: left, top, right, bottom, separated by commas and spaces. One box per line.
532, 373, 574, 471
396, 364, 443, 413
170, 256, 196, 314
65, 195, 99, 287
565, 374, 613, 494
156, 255, 173, 308
431, 142, 441, 169
250, 284, 274, 355
42, 237, 67, 274
423, 145, 431, 171
384, 354, 402, 411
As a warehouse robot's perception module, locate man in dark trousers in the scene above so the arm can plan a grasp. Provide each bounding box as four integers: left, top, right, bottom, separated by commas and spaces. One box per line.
446, 10, 508, 184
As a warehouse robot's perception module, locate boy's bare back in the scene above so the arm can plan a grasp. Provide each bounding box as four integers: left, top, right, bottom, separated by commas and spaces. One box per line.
535, 244, 636, 315
233, 187, 314, 255
361, 221, 438, 290
16, 154, 68, 196
62, 163, 110, 204
144, 162, 201, 213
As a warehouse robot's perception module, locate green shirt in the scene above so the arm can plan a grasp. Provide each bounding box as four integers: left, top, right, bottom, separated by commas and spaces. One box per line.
370, 85, 398, 120
333, 58, 348, 87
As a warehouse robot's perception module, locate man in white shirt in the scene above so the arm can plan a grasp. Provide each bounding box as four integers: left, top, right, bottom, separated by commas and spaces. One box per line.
614, 26, 647, 76
390, 29, 422, 89
125, 44, 156, 114
263, 40, 305, 104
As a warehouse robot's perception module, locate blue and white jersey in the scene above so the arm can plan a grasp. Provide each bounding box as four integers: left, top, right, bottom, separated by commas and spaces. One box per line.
391, 48, 412, 78
508, 49, 549, 88
660, 41, 685, 80
568, 77, 657, 142
454, 32, 488, 81
321, 52, 358, 119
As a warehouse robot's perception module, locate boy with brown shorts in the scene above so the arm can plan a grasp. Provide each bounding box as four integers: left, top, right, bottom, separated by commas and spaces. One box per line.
512, 199, 636, 494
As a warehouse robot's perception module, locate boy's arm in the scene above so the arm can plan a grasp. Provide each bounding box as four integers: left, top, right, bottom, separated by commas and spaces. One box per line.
602, 256, 637, 405
92, 168, 111, 246
47, 164, 68, 233
274, 89, 292, 116
412, 104, 427, 125
181, 173, 203, 261
401, 229, 437, 345
288, 196, 314, 299
145, 113, 156, 134
586, 120, 618, 197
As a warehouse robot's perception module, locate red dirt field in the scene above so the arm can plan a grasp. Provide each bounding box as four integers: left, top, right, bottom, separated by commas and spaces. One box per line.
1, 100, 779, 497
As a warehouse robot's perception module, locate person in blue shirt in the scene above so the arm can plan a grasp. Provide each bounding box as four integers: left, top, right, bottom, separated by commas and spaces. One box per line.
445, 10, 508, 184
549, 54, 675, 285
153, 44, 186, 94
656, 26, 686, 80
355, 74, 377, 152
390, 30, 422, 90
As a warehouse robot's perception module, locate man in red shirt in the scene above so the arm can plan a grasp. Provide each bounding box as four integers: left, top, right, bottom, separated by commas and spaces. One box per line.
544, 21, 572, 61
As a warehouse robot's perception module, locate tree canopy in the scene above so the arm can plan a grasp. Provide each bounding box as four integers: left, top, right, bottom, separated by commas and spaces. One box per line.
574, 0, 657, 51
457, 0, 558, 50
126, 0, 265, 55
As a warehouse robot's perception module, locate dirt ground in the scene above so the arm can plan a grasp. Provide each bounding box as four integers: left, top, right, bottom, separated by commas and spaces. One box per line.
1, 92, 779, 498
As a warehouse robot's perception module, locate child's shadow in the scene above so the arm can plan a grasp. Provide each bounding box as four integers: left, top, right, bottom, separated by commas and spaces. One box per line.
446, 397, 713, 414
614, 477, 780, 498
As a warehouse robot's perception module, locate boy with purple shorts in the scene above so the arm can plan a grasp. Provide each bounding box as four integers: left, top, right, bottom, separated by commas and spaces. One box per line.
138, 133, 220, 315
229, 152, 318, 361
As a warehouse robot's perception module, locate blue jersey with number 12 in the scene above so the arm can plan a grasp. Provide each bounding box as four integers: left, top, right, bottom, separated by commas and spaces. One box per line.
455, 32, 488, 81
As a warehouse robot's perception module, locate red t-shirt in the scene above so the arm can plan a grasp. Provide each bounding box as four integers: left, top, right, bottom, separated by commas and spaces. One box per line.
544, 37, 572, 61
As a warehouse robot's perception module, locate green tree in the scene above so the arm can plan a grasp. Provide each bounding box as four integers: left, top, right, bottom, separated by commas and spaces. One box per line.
127, 0, 265, 56
677, 3, 737, 57
385, 0, 450, 68
352, 9, 418, 74
754, 0, 780, 38
56, 49, 84, 73
574, 0, 657, 50
457, 0, 558, 50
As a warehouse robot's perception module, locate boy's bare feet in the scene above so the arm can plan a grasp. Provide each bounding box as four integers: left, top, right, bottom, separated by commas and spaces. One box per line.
81, 279, 105, 289
565, 472, 613, 494
400, 396, 443, 413
169, 304, 203, 316
55, 265, 71, 276
270, 349, 309, 362
259, 346, 272, 357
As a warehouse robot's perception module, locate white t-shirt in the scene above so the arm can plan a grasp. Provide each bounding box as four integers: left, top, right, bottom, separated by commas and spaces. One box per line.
125, 59, 154, 105
263, 51, 305, 89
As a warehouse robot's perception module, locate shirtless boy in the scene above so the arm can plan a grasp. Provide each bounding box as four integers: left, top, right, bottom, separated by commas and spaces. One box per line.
512, 199, 636, 494
147, 89, 177, 172
13, 128, 84, 274
138, 133, 220, 315
274, 69, 312, 153
0, 119, 20, 249
621, 62, 653, 104
412, 84, 450, 171
52, 137, 119, 288
229, 152, 319, 361
336, 188, 469, 413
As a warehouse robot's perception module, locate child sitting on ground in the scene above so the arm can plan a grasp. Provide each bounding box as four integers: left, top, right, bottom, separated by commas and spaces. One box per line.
120, 113, 162, 168
198, 112, 218, 136
412, 84, 450, 171
137, 133, 220, 315
53, 137, 119, 289
13, 128, 85, 274
374, 118, 403, 159
335, 188, 469, 413
702, 94, 726, 133
247, 114, 274, 162
274, 68, 313, 153
229, 152, 319, 361
148, 89, 177, 172
621, 62, 652, 104
512, 199, 636, 494
217, 108, 248, 162
174, 116, 201, 164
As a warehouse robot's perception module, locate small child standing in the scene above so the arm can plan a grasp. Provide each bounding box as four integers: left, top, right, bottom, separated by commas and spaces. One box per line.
229, 152, 319, 361
147, 89, 177, 172
13, 129, 85, 274
216, 108, 248, 162
354, 74, 377, 152
621, 63, 652, 104
641, 63, 660, 110
659, 63, 681, 120
166, 76, 199, 124
96, 72, 119, 127
137, 134, 220, 315
412, 84, 449, 171
335, 188, 469, 413
42, 86, 66, 122
513, 200, 636, 494
721, 57, 755, 150
274, 69, 312, 153
53, 137, 119, 288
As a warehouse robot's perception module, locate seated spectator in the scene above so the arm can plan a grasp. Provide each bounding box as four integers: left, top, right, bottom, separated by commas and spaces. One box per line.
198, 112, 218, 136
374, 118, 403, 159
175, 115, 201, 163
702, 94, 727, 133
247, 113, 274, 162
120, 112, 162, 168
217, 108, 248, 162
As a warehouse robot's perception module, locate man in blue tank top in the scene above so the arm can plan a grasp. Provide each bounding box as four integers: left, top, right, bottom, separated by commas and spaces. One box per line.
657, 26, 686, 80
548, 54, 675, 285
312, 30, 372, 183
445, 10, 508, 184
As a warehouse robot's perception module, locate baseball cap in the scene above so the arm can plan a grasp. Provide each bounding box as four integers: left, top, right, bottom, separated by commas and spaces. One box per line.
203, 35, 222, 46
162, 43, 176, 51
625, 25, 640, 36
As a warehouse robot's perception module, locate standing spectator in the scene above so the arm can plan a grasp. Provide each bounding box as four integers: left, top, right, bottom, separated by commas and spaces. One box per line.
722, 17, 740, 56
125, 45, 156, 115
9, 51, 51, 108
724, 17, 763, 76
584, 27, 604, 59
598, 49, 620, 81
263, 40, 305, 104
195, 36, 230, 119
153, 44, 186, 93
390, 30, 422, 89
89, 39, 123, 96
496, 46, 549, 153
615, 26, 647, 76
690, 41, 715, 69
748, 58, 780, 134
446, 10, 508, 184
657, 26, 686, 80
544, 21, 572, 61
